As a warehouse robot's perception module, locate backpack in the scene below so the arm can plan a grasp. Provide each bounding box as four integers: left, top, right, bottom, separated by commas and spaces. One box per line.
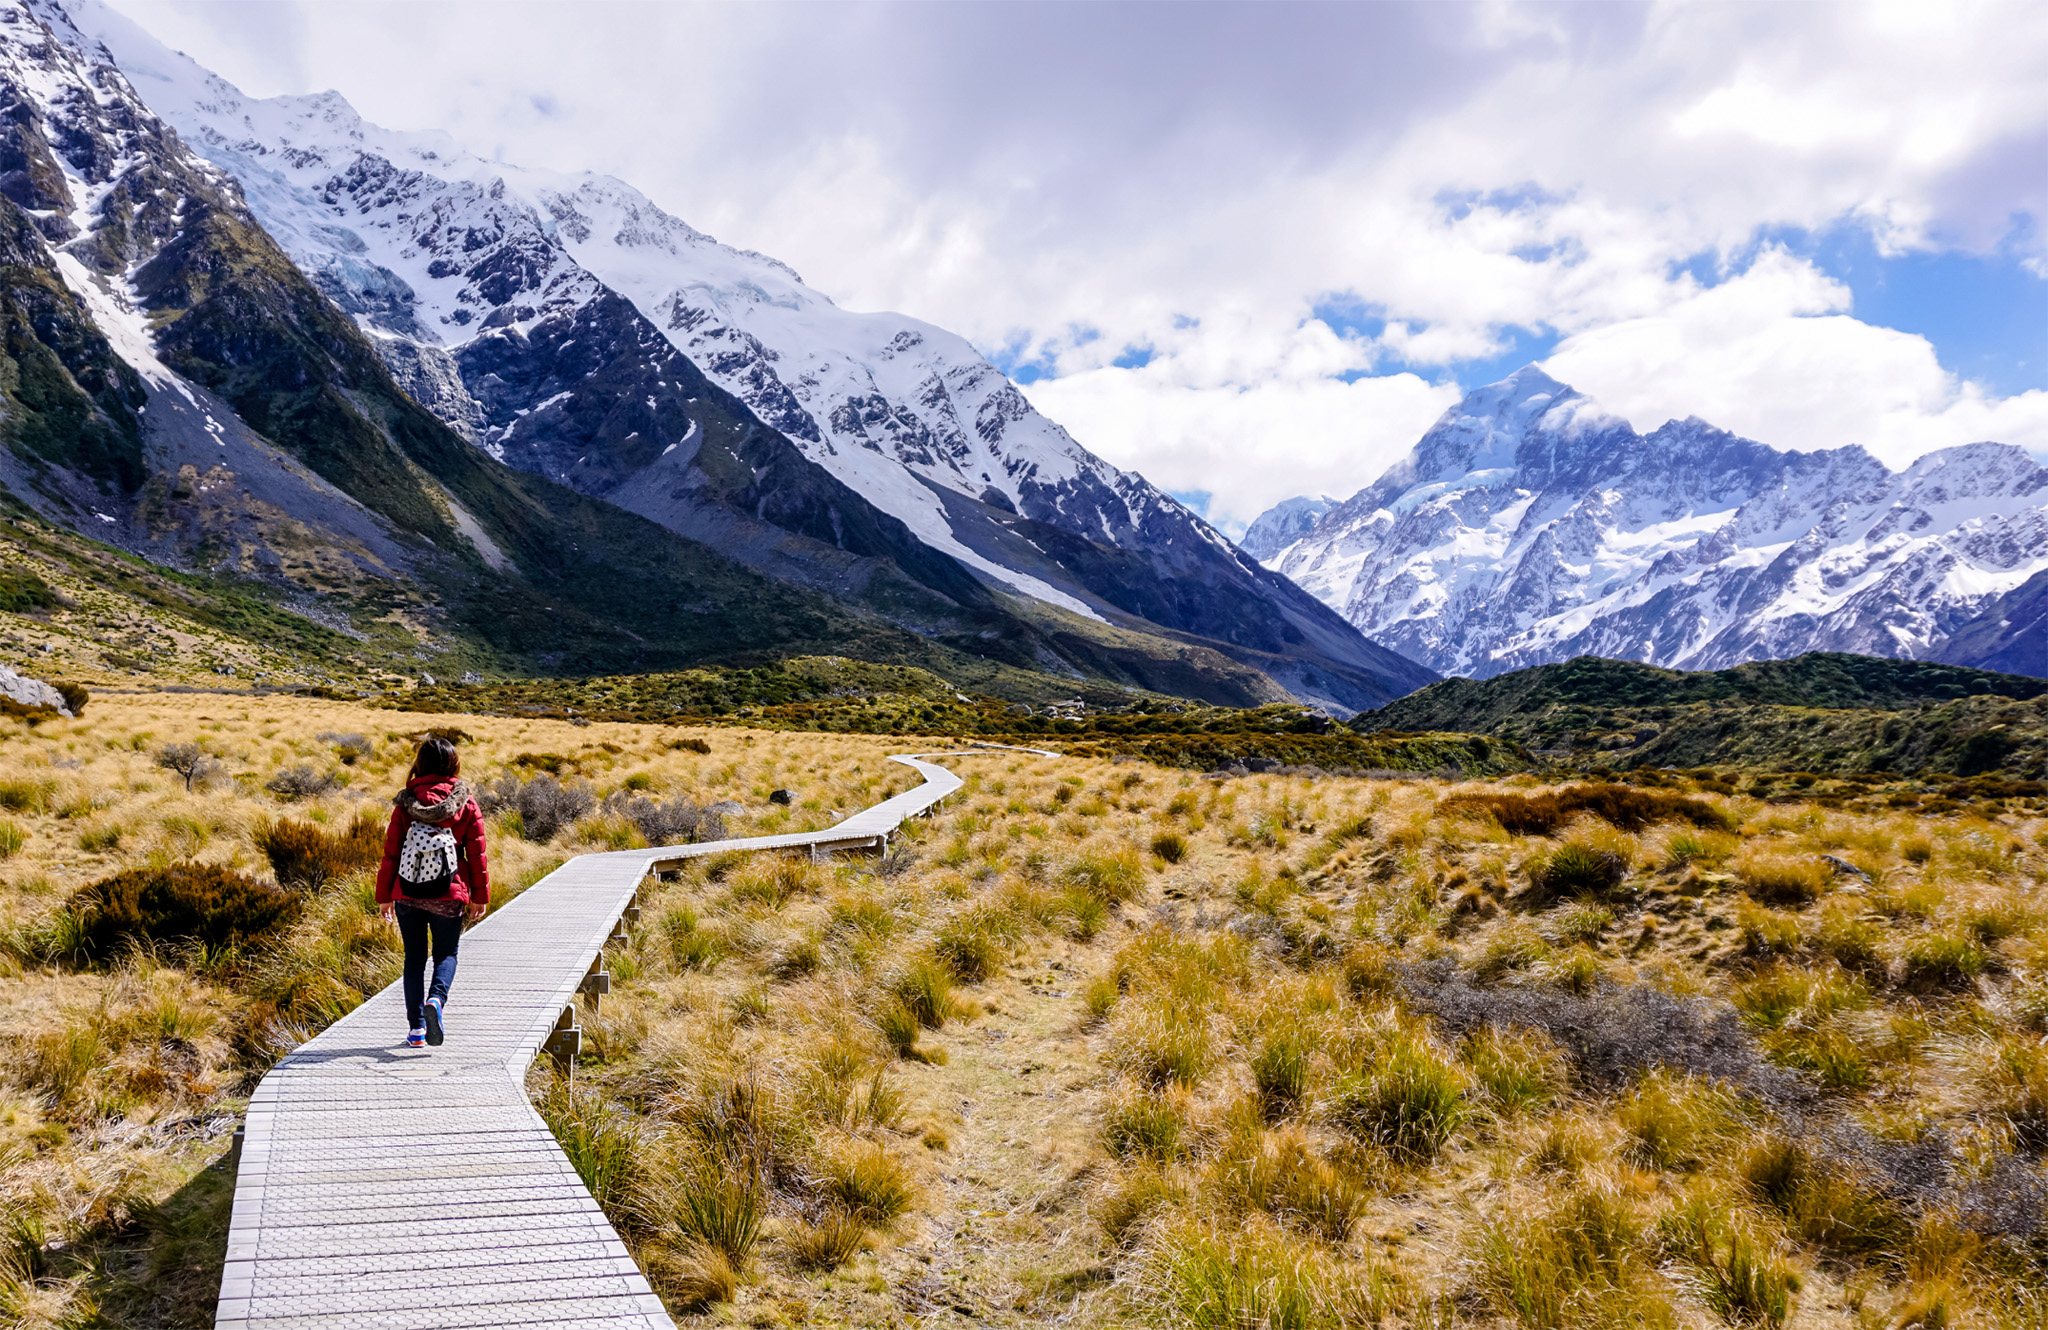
396, 817, 460, 898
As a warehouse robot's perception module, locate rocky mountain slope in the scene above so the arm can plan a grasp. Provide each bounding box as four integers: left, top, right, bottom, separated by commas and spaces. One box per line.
1255, 366, 2047, 679
61, 0, 1429, 712
1238, 494, 1334, 561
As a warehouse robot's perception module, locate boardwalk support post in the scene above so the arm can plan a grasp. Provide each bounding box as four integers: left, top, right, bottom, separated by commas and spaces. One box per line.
545, 1004, 581, 1068
578, 956, 610, 1010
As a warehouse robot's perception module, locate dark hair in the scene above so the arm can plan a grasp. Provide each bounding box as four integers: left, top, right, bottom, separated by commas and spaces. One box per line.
409, 736, 460, 781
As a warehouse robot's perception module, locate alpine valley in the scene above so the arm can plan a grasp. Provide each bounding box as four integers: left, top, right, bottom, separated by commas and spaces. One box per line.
1256, 366, 2047, 680
0, 0, 1435, 714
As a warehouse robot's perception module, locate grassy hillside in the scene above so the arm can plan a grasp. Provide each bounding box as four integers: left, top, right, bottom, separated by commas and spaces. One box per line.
1356, 653, 2048, 778
385, 656, 1528, 775
0, 693, 2041, 1326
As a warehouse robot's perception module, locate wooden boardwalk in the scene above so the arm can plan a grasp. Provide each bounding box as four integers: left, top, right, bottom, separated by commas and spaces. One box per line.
219, 750, 1024, 1329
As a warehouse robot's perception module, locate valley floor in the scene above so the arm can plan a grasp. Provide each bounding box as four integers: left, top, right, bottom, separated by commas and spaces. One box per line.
0, 692, 2042, 1328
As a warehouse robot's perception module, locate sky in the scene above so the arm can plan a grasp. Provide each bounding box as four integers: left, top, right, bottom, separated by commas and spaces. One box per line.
98, 0, 2048, 534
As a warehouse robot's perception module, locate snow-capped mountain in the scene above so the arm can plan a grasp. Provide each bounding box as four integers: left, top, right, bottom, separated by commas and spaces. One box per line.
1257, 366, 2048, 678
0, 0, 1428, 709
1239, 496, 1336, 561
62, 0, 1428, 710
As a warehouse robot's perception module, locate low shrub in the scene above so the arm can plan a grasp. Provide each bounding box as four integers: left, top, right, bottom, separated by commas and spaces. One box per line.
1527, 841, 1627, 902
1329, 1031, 1469, 1160
890, 957, 960, 1030
1150, 831, 1188, 864
1443, 782, 1733, 836
316, 731, 374, 765
1736, 850, 1830, 906
818, 1141, 917, 1226
603, 792, 725, 847
784, 1208, 867, 1271
478, 772, 596, 842
64, 862, 301, 963
264, 765, 342, 800
256, 813, 383, 890
1065, 847, 1145, 904
153, 742, 219, 791
1102, 1087, 1189, 1162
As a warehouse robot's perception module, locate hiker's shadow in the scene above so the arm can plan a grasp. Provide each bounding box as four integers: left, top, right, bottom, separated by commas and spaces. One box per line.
274, 1043, 434, 1071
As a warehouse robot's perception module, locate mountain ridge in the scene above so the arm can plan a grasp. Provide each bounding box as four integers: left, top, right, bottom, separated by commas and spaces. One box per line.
0, 0, 1432, 712
68, 0, 1430, 711
1256, 365, 2047, 680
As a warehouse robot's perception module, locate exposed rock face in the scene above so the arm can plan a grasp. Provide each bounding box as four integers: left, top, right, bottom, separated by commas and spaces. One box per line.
1268, 366, 2048, 679
0, 662, 68, 715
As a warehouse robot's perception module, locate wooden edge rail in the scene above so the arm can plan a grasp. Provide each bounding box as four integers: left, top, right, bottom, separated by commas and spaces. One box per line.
217, 744, 1052, 1330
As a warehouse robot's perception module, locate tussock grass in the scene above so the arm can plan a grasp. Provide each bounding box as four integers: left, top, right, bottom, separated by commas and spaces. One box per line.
0, 691, 2039, 1326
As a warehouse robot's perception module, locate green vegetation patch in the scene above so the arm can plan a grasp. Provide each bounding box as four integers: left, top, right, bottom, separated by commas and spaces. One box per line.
1357, 652, 2048, 778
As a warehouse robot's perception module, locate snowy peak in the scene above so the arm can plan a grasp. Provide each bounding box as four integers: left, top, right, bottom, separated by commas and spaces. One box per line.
1270, 367, 2048, 679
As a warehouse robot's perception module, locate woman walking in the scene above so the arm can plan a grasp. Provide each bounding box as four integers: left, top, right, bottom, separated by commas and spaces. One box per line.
376, 737, 489, 1048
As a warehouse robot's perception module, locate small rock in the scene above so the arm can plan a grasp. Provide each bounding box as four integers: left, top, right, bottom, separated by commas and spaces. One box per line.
768, 788, 795, 805
709, 800, 744, 817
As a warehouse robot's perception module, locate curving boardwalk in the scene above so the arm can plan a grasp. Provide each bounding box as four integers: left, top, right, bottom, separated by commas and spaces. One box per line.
219, 750, 1034, 1330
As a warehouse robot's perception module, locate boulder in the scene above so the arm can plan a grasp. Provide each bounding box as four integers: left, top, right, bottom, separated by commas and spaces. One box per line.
0, 664, 71, 718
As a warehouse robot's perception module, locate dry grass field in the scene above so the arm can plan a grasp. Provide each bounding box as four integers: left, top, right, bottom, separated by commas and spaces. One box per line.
0, 690, 2042, 1329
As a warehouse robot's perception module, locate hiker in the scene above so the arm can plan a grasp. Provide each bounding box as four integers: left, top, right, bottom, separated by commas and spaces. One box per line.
375, 737, 488, 1048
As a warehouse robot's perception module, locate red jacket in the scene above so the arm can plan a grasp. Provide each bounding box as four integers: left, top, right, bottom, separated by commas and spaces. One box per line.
375, 776, 490, 906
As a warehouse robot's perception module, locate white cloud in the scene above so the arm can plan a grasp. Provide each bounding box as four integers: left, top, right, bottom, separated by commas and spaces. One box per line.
93, 0, 2048, 518
1024, 340, 1457, 534
1541, 250, 2048, 466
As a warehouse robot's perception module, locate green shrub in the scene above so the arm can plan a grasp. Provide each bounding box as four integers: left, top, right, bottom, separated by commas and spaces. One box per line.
1529, 841, 1628, 901
891, 957, 960, 1029
932, 906, 1016, 983
1251, 1030, 1312, 1118
1065, 847, 1145, 904
535, 1076, 643, 1214
54, 682, 87, 717
1329, 1033, 1469, 1160
257, 813, 384, 890
0, 819, 24, 858
0, 779, 53, 814
819, 1141, 917, 1226
1102, 1087, 1188, 1161
65, 862, 301, 962
1151, 831, 1188, 864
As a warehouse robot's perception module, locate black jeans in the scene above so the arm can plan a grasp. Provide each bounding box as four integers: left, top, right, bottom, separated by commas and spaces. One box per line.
395, 902, 463, 1029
